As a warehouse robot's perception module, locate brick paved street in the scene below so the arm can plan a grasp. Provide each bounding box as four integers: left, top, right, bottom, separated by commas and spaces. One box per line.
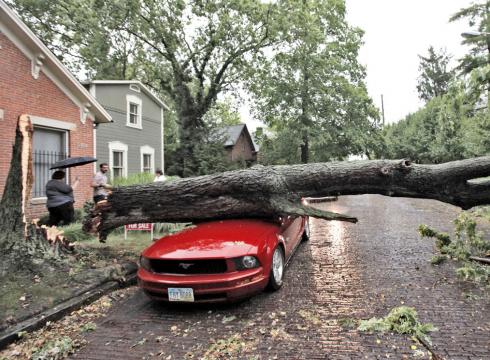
73, 195, 489, 360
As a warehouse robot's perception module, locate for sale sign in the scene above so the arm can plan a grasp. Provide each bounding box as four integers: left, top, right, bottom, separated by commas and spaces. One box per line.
124, 223, 154, 240
125, 223, 153, 231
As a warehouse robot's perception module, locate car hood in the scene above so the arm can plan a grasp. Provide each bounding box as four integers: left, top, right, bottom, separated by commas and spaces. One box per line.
142, 219, 279, 260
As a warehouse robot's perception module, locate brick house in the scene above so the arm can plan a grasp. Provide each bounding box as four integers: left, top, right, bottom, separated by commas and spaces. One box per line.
221, 124, 258, 164
0, 2, 112, 220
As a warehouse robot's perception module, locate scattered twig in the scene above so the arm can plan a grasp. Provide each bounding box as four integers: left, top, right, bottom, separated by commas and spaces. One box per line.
469, 256, 490, 265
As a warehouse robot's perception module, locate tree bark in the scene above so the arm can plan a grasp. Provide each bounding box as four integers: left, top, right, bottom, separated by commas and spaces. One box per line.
0, 115, 33, 248
84, 157, 490, 240
0, 116, 72, 258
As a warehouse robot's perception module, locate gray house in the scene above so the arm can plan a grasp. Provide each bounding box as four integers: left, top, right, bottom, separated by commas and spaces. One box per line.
83, 80, 169, 179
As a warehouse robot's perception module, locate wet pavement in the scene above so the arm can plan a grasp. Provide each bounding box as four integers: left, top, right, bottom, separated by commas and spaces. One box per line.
72, 195, 489, 359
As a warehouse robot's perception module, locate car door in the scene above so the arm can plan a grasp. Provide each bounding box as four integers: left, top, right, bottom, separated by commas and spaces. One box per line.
279, 215, 303, 258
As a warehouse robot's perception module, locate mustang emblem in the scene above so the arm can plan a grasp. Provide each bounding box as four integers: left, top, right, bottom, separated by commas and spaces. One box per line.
178, 263, 193, 269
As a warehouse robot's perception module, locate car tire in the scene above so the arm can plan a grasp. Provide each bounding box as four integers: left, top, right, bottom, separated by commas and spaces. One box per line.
267, 246, 285, 291
301, 218, 310, 242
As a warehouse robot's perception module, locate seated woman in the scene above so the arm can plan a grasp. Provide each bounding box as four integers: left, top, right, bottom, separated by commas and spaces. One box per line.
45, 170, 79, 226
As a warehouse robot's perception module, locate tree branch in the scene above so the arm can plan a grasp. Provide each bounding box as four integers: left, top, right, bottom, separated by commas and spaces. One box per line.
83, 157, 490, 240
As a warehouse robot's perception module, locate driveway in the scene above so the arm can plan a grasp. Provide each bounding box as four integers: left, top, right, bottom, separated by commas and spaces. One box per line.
72, 195, 489, 359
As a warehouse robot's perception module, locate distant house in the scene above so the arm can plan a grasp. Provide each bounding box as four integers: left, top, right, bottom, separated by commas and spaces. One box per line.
219, 124, 258, 164
82, 80, 169, 179
0, 2, 112, 219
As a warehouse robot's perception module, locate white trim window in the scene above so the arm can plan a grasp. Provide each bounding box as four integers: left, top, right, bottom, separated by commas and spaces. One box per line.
32, 125, 69, 199
126, 94, 142, 129
108, 141, 128, 178
140, 145, 155, 173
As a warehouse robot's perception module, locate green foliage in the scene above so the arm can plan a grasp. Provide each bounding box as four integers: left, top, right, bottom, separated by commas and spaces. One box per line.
418, 224, 437, 238
31, 336, 75, 360
337, 317, 358, 329
256, 126, 302, 165
59, 223, 95, 243
80, 322, 97, 333
419, 212, 490, 284
9, 0, 144, 80
203, 98, 243, 127
379, 82, 488, 163
450, 1, 490, 80
11, 0, 282, 177
417, 46, 454, 102
456, 263, 490, 283
358, 306, 438, 344
248, 0, 381, 164
112, 172, 154, 187
430, 255, 448, 265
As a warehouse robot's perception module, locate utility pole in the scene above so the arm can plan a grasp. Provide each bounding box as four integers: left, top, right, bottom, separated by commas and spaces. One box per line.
381, 94, 385, 126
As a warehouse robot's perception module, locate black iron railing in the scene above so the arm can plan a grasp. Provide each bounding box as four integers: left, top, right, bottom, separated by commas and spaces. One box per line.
32, 150, 67, 198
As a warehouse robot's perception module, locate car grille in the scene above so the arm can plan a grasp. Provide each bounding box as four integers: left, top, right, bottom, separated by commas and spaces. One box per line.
149, 259, 228, 274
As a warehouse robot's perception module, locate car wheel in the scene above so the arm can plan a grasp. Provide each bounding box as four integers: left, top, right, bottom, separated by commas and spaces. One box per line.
301, 218, 310, 241
267, 246, 285, 291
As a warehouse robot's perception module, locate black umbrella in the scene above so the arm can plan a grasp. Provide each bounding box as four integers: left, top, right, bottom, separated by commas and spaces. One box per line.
50, 156, 97, 170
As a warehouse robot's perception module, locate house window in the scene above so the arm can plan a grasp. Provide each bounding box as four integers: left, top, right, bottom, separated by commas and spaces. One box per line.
108, 141, 128, 178
112, 151, 124, 178
126, 94, 142, 129
142, 154, 152, 173
140, 145, 155, 173
32, 127, 67, 198
129, 103, 139, 125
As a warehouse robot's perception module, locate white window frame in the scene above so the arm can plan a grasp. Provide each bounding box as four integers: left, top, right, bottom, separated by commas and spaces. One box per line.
31, 116, 71, 201
126, 94, 142, 129
108, 141, 128, 178
140, 145, 155, 173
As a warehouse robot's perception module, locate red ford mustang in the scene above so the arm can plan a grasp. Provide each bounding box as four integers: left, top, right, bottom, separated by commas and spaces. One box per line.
138, 216, 309, 303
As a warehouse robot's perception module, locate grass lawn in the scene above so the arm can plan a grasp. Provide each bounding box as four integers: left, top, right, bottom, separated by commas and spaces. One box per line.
0, 222, 186, 330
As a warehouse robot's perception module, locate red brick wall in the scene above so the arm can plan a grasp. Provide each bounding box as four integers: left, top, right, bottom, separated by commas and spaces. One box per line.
0, 32, 95, 220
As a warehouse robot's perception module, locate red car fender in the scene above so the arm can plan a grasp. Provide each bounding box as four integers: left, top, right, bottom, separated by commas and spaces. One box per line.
260, 231, 285, 273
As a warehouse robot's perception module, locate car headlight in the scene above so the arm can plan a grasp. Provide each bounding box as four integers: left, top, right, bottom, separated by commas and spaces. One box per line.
139, 256, 152, 272
233, 256, 260, 270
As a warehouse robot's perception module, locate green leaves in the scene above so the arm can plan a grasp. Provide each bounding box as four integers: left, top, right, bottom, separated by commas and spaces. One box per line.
358, 306, 438, 345
248, 0, 380, 164
416, 46, 454, 102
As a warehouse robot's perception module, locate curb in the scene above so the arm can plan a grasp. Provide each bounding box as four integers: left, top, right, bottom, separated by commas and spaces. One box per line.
0, 262, 138, 350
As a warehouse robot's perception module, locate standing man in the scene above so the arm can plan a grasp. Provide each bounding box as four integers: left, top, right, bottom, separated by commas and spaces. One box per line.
92, 163, 112, 203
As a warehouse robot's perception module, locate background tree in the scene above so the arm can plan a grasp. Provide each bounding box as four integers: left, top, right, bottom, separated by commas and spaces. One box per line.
9, 0, 145, 79
451, 0, 490, 99
248, 0, 380, 164
451, 1, 490, 74
10, 0, 281, 177
416, 46, 454, 102
380, 83, 478, 163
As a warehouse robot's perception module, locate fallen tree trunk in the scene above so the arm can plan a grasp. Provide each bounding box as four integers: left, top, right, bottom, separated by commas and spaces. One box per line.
84, 157, 490, 240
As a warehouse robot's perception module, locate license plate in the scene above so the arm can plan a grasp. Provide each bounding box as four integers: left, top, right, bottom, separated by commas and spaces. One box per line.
168, 288, 194, 302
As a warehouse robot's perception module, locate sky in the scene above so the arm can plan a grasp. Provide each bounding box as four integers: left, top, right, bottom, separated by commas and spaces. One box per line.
242, 0, 474, 130
345, 0, 473, 124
